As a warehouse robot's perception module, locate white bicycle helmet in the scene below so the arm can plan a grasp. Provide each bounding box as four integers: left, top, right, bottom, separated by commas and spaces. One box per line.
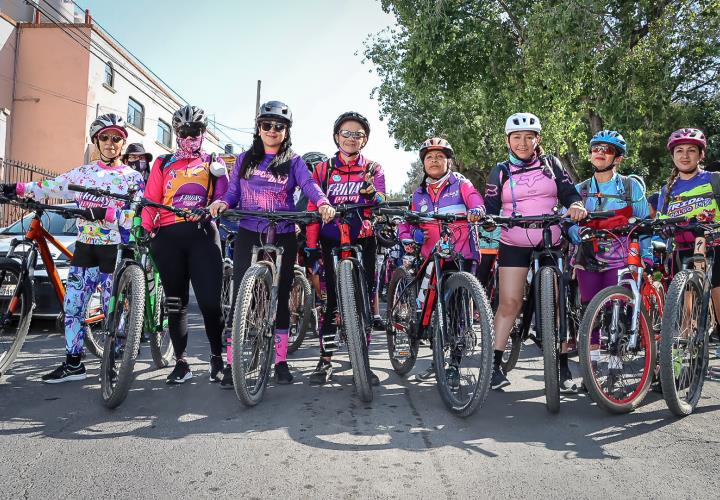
89, 113, 127, 141
505, 112, 542, 135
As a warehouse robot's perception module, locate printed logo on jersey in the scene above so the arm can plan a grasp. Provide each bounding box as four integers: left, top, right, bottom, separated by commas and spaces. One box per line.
665, 184, 718, 221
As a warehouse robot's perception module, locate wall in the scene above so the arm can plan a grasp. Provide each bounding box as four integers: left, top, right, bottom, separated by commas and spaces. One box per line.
0, 14, 16, 159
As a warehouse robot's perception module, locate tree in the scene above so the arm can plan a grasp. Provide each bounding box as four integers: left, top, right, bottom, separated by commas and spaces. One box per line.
364, 0, 720, 191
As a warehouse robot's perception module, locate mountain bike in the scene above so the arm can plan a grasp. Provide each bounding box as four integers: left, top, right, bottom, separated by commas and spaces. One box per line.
382, 207, 494, 417
0, 196, 105, 376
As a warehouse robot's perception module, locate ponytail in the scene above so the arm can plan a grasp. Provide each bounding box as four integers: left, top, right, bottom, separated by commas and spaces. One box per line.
661, 167, 680, 215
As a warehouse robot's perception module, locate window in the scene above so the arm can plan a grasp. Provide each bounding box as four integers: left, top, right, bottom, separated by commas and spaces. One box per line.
127, 97, 144, 130
104, 61, 114, 87
157, 119, 172, 148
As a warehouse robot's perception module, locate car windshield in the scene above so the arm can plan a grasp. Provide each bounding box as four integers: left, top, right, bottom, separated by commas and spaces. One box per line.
3, 208, 77, 236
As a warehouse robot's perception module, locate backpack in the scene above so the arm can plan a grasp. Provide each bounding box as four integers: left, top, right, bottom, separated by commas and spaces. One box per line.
156, 152, 218, 201
660, 171, 720, 215
320, 154, 377, 192
578, 174, 634, 211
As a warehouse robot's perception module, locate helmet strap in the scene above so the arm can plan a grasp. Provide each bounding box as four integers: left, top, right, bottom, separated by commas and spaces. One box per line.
592, 164, 615, 173
95, 138, 121, 164
338, 145, 361, 158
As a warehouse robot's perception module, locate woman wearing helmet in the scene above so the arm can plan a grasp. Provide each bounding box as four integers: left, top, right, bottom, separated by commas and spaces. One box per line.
657, 128, 720, 322
208, 100, 334, 388
484, 112, 587, 391
141, 104, 229, 385
397, 137, 485, 383
0, 113, 144, 383
304, 111, 386, 386
568, 131, 651, 392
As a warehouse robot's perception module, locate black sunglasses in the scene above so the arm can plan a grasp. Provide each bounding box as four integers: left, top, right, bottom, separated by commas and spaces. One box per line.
259, 121, 287, 133
98, 134, 124, 144
178, 124, 205, 138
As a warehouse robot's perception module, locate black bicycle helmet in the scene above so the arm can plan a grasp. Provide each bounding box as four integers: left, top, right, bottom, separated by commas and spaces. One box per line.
257, 100, 293, 126
301, 152, 328, 171
172, 105, 208, 132
333, 111, 370, 141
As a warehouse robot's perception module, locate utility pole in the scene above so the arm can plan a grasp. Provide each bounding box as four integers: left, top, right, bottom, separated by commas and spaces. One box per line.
255, 80, 261, 117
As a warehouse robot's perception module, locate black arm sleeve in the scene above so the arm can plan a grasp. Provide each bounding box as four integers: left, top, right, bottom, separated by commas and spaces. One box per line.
547, 156, 582, 209
484, 164, 503, 216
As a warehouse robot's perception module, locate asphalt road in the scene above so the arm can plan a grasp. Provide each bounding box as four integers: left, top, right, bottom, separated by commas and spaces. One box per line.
1, 307, 719, 499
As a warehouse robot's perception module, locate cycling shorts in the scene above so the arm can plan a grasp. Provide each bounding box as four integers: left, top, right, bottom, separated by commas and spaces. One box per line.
498, 242, 560, 268
71, 241, 118, 273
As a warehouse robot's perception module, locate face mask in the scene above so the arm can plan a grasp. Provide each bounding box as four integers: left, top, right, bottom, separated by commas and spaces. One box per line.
175, 135, 204, 159
128, 159, 147, 172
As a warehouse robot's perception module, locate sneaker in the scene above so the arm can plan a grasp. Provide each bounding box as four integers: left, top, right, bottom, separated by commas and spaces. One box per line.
41, 362, 86, 384
166, 359, 192, 384
560, 370, 579, 394
446, 366, 460, 391
209, 355, 224, 383
372, 316, 387, 331
309, 358, 333, 385
491, 365, 511, 390
275, 362, 293, 385
370, 370, 380, 386
220, 365, 233, 389
413, 364, 436, 382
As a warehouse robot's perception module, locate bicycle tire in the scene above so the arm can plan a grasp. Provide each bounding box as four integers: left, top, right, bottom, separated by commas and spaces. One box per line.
538, 267, 560, 413
433, 271, 494, 417
0, 258, 33, 376
220, 260, 234, 328
385, 267, 420, 376
578, 286, 655, 414
502, 318, 527, 373
231, 264, 275, 407
659, 270, 709, 417
82, 286, 105, 359
338, 259, 373, 402
287, 267, 312, 354
149, 281, 173, 368
100, 264, 145, 409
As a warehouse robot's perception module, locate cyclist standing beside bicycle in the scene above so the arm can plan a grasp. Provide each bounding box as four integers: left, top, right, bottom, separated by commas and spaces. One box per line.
208, 101, 335, 388
141, 105, 229, 385
568, 131, 651, 388
484, 112, 587, 391
396, 137, 485, 382
304, 111, 386, 386
0, 114, 143, 383
657, 128, 720, 322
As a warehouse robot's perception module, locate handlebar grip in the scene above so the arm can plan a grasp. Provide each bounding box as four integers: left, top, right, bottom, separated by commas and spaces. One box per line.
661, 216, 688, 224
67, 184, 90, 193
587, 210, 616, 219
380, 200, 410, 208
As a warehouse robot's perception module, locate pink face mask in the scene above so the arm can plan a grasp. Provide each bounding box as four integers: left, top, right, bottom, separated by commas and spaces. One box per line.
175, 135, 204, 159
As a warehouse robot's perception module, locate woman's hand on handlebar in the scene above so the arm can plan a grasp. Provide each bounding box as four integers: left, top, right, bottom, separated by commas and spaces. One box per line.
318, 203, 336, 223
208, 200, 228, 218
566, 203, 588, 222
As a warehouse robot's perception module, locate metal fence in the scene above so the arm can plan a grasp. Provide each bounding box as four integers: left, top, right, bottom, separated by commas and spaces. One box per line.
0, 158, 61, 227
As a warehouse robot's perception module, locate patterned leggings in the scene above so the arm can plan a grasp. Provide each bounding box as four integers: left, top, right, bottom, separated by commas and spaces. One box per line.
64, 265, 112, 355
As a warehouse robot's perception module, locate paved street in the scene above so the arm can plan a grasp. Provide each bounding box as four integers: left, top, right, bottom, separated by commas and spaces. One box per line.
1, 306, 719, 499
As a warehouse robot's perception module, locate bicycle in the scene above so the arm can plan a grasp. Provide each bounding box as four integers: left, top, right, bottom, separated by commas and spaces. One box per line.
382, 207, 494, 417
0, 196, 106, 376
221, 209, 322, 407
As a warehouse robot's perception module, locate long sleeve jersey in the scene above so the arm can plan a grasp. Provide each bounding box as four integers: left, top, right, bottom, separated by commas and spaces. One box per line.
17, 161, 143, 245
141, 153, 228, 232
221, 152, 329, 234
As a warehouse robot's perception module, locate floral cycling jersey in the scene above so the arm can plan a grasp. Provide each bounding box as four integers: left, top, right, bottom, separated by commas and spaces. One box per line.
16, 161, 144, 245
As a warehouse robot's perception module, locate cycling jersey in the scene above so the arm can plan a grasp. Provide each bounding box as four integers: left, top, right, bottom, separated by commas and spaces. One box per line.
658, 170, 720, 246
306, 153, 386, 247
17, 161, 143, 245
398, 171, 484, 260
141, 153, 227, 231
221, 152, 329, 234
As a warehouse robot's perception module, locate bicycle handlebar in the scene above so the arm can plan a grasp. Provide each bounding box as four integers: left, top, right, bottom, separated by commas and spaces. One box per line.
67, 184, 196, 219
221, 209, 322, 224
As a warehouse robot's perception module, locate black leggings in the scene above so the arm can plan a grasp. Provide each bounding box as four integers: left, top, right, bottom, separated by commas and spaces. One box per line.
232, 227, 297, 330
151, 222, 224, 358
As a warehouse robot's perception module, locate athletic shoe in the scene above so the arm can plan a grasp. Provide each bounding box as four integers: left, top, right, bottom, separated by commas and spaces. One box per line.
413, 364, 436, 382
309, 358, 333, 385
275, 362, 293, 384
560, 369, 579, 394
166, 359, 192, 384
41, 362, 86, 384
370, 370, 380, 386
220, 365, 233, 389
372, 316, 387, 331
446, 365, 460, 391
209, 355, 224, 383
491, 365, 511, 390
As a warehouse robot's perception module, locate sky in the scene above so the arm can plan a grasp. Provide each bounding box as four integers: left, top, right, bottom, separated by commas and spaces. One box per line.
79, 0, 417, 193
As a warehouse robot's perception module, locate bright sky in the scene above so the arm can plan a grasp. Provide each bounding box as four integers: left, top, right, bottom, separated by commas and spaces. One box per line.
79, 0, 417, 193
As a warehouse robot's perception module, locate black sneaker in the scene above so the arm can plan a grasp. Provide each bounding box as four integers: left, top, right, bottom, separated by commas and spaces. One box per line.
491, 365, 511, 390
372, 316, 386, 331
220, 365, 233, 389
166, 359, 192, 384
275, 362, 293, 384
41, 362, 86, 384
370, 370, 380, 386
560, 369, 578, 394
413, 364, 436, 382
446, 366, 460, 391
209, 355, 224, 383
309, 358, 333, 385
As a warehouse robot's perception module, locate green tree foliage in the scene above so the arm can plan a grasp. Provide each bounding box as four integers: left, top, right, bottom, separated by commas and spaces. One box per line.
364, 0, 720, 192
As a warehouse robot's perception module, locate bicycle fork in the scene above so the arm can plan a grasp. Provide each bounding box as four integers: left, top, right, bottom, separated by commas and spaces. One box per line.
616, 266, 642, 351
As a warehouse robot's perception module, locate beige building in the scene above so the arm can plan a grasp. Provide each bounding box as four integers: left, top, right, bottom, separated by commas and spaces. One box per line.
0, 0, 224, 175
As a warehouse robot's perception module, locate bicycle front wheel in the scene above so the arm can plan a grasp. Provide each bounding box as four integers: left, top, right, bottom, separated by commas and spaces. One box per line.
537, 267, 560, 413
149, 281, 173, 368
659, 270, 710, 417
578, 286, 655, 414
385, 267, 420, 376
220, 260, 234, 329
231, 264, 274, 407
337, 259, 373, 403
287, 266, 312, 355
433, 271, 494, 417
0, 258, 33, 376
100, 264, 145, 409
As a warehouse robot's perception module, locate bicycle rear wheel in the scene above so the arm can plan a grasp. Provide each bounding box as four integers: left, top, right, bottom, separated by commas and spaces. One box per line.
100, 264, 145, 409
338, 259, 373, 402
149, 281, 173, 368
0, 258, 33, 376
220, 260, 234, 328
82, 284, 106, 359
231, 264, 274, 407
287, 266, 312, 355
659, 270, 709, 417
537, 267, 560, 413
578, 286, 655, 414
433, 271, 494, 417
386, 267, 420, 376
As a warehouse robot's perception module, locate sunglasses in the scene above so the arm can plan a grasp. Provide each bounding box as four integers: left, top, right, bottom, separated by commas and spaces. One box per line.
338, 129, 367, 139
178, 124, 205, 139
259, 121, 287, 133
98, 134, 124, 144
590, 144, 616, 154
